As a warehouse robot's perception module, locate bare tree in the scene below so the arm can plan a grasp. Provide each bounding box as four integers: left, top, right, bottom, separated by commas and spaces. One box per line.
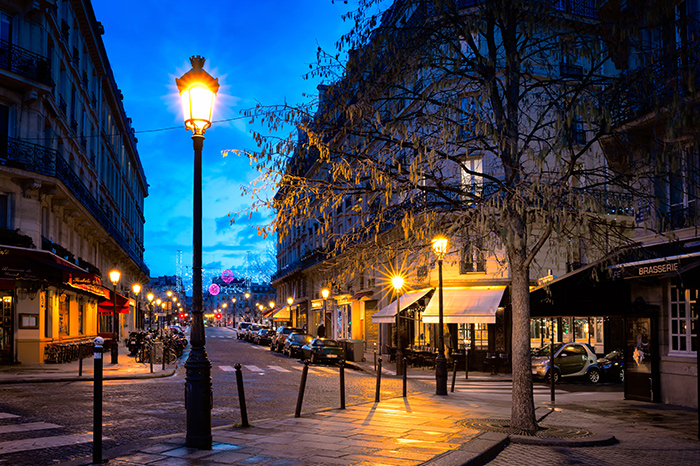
239, 0, 698, 433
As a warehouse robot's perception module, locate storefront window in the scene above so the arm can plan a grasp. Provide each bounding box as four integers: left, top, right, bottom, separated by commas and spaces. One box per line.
670, 285, 698, 354
58, 294, 69, 336
78, 300, 84, 335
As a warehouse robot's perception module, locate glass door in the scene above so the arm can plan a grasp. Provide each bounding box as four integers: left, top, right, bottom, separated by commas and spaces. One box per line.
625, 315, 659, 402
0, 295, 13, 363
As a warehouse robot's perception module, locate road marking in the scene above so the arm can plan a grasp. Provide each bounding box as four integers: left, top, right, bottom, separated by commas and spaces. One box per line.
219, 366, 235, 372
243, 365, 263, 372
0, 433, 96, 455
313, 367, 338, 374
0, 413, 19, 419
0, 422, 62, 434
268, 365, 291, 373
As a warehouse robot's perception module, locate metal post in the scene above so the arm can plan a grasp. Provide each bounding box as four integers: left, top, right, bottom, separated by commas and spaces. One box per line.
78, 344, 83, 377
149, 337, 154, 373
339, 360, 346, 409
111, 284, 119, 364
465, 349, 469, 380
550, 317, 555, 403
234, 364, 249, 428
396, 292, 403, 376
435, 258, 448, 395
402, 357, 407, 397
451, 358, 457, 393
374, 350, 377, 372
93, 337, 104, 465
162, 338, 167, 370
295, 360, 310, 417
375, 357, 382, 402
185, 133, 213, 449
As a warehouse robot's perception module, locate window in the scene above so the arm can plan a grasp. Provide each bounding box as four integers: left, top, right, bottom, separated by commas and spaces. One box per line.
461, 157, 483, 198
657, 147, 699, 230
0, 12, 11, 44
0, 194, 7, 229
459, 96, 482, 141
58, 294, 70, 336
460, 240, 485, 274
670, 285, 698, 354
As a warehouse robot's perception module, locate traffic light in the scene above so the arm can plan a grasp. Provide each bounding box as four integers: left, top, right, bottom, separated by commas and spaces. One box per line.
216, 313, 222, 320
179, 313, 185, 320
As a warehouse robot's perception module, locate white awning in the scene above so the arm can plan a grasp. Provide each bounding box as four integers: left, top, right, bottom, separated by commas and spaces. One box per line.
371, 288, 433, 323
422, 286, 506, 324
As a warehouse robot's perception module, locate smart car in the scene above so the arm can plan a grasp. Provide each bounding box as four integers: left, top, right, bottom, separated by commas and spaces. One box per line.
531, 342, 600, 384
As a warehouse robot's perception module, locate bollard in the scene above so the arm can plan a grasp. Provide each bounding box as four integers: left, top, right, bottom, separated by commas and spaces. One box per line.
374, 350, 377, 372
93, 337, 104, 465
149, 337, 154, 373
402, 357, 407, 398
78, 343, 83, 377
375, 357, 382, 403
295, 360, 310, 418
465, 350, 469, 380
339, 360, 346, 409
234, 364, 249, 428
162, 340, 167, 370
451, 359, 457, 393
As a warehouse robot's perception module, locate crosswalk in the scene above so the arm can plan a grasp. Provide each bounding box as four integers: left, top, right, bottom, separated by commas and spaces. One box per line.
218, 364, 346, 376
450, 380, 595, 397
0, 412, 95, 456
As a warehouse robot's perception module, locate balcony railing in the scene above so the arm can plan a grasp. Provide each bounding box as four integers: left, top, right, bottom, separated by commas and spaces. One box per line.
0, 39, 54, 86
0, 136, 149, 276
663, 205, 696, 231
586, 189, 634, 216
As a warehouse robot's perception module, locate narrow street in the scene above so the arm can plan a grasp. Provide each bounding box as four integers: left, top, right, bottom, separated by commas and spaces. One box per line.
0, 327, 424, 465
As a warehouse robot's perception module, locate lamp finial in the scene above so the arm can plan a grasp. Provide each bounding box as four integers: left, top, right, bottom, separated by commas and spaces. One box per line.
190, 55, 206, 70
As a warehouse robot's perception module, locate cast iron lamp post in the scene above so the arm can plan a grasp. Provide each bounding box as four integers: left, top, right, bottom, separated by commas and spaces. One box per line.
432, 236, 448, 396
147, 292, 154, 331
108, 268, 121, 364
176, 55, 219, 450
287, 297, 294, 326
321, 288, 330, 337
392, 275, 405, 376
132, 283, 142, 329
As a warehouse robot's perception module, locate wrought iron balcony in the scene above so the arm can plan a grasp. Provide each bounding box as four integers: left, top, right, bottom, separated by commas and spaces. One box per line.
663, 205, 696, 231
0, 39, 54, 86
0, 135, 149, 276
586, 189, 633, 216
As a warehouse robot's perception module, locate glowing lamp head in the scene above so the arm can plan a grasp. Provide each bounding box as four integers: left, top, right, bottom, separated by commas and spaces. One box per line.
147, 292, 154, 302
321, 288, 330, 299
287, 297, 294, 306
391, 275, 405, 292
176, 56, 219, 135
108, 268, 121, 286
166, 290, 173, 298
156, 298, 162, 306
269, 301, 275, 309
132, 283, 141, 295
432, 236, 449, 260
245, 292, 250, 299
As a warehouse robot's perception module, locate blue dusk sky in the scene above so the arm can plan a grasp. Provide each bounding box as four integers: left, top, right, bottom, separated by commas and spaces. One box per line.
91, 1, 358, 282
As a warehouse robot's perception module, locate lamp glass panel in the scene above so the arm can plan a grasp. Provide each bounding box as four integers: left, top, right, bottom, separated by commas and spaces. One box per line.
181, 85, 215, 132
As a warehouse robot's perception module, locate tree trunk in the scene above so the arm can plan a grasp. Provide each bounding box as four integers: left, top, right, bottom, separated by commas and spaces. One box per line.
507, 213, 538, 433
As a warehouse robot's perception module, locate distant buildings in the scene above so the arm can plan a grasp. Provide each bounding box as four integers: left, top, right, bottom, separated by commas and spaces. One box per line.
0, 1, 148, 363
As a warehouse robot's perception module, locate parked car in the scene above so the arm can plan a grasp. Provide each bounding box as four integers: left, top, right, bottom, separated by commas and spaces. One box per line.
253, 328, 273, 346
271, 326, 304, 352
283, 332, 313, 358
301, 338, 345, 364
245, 324, 266, 342
236, 322, 252, 339
597, 349, 625, 382
531, 342, 600, 384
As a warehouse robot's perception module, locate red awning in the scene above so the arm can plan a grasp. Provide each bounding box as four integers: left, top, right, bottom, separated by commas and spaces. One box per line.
0, 245, 100, 286
98, 290, 130, 314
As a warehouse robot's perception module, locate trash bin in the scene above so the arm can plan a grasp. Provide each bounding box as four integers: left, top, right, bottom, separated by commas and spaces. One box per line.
340, 339, 366, 362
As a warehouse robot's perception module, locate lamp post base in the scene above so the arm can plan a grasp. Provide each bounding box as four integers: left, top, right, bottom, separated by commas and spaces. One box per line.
435, 354, 448, 395
396, 348, 404, 376
184, 346, 212, 449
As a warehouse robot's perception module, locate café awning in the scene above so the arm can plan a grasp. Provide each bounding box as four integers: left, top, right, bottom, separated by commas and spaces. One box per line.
0, 245, 100, 285
98, 290, 130, 314
422, 286, 506, 324
372, 288, 433, 324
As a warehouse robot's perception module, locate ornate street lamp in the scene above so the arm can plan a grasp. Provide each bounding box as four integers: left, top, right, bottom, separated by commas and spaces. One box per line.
147, 292, 155, 332
432, 236, 448, 395
392, 274, 405, 376
176, 55, 219, 450
287, 297, 294, 326
321, 288, 330, 338
108, 268, 121, 364
132, 283, 142, 329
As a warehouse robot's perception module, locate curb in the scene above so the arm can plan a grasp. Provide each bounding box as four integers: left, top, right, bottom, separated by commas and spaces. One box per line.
420, 432, 510, 466
510, 433, 618, 447
0, 368, 178, 384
